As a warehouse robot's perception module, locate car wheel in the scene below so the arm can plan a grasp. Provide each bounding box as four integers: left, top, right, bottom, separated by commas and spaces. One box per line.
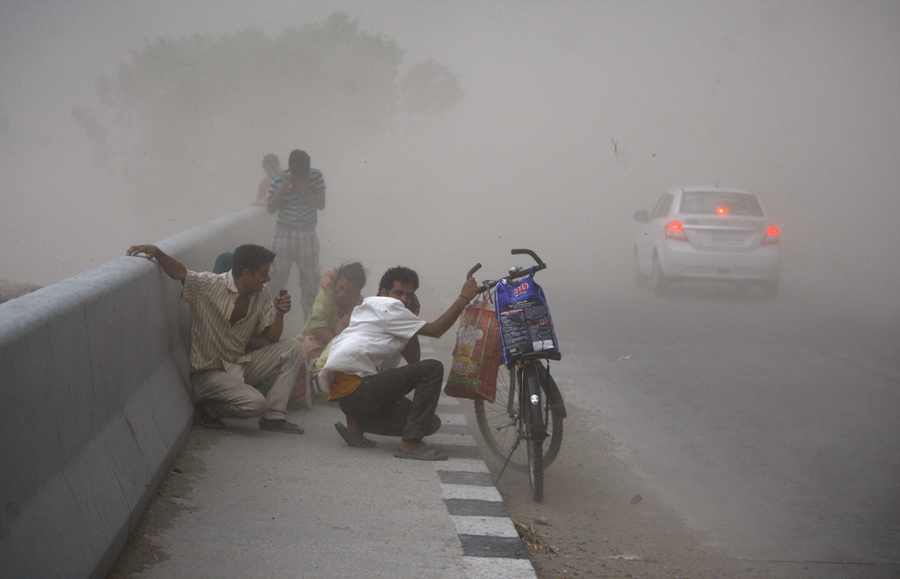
650, 255, 668, 296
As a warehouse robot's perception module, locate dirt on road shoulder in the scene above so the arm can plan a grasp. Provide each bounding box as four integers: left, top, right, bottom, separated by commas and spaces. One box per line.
107, 427, 220, 578
465, 402, 780, 579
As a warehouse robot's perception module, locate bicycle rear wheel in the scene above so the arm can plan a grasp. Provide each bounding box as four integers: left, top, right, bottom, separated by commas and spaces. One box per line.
474, 360, 563, 472
523, 363, 544, 502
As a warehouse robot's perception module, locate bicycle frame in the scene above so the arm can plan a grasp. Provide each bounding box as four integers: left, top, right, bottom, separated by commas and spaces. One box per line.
468, 249, 566, 502
514, 355, 552, 441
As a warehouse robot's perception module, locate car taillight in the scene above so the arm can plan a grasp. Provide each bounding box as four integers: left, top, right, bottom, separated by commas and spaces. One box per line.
665, 220, 688, 241
762, 225, 780, 244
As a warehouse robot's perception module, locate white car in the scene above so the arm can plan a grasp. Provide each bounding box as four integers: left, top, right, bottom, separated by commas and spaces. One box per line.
633, 187, 780, 297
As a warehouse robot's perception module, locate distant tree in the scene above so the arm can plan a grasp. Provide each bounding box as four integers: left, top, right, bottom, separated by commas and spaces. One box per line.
73, 12, 462, 206
399, 60, 464, 116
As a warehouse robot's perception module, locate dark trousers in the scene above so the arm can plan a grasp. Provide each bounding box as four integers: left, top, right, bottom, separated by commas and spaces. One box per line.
338, 359, 443, 441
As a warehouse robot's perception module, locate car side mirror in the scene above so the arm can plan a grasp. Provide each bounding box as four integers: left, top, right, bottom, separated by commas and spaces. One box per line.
633, 210, 649, 223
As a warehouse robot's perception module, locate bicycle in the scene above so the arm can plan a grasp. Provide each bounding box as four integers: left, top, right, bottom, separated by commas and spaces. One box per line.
468, 249, 567, 502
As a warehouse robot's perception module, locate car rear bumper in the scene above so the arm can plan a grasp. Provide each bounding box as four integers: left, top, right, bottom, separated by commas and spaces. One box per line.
658, 244, 780, 282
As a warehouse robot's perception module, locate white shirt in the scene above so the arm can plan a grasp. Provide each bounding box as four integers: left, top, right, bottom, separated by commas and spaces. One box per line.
322, 296, 426, 377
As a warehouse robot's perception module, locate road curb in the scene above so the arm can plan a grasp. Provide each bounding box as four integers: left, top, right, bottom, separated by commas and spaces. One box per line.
432, 397, 538, 579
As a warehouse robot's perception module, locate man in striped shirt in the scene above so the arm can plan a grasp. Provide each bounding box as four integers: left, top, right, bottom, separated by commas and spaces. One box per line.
267, 149, 326, 320
126, 243, 304, 434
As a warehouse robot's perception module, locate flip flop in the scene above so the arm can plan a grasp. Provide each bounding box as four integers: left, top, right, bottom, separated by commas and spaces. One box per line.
258, 418, 304, 434
334, 422, 377, 448
394, 441, 448, 461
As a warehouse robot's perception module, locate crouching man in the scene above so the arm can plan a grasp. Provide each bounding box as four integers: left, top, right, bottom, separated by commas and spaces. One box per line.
126, 243, 304, 434
323, 266, 479, 460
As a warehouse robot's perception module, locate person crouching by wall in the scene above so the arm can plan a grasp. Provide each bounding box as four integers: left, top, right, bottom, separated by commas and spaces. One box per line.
126, 243, 305, 434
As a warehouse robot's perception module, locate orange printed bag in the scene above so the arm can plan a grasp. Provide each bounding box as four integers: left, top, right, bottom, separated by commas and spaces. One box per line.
443, 292, 502, 403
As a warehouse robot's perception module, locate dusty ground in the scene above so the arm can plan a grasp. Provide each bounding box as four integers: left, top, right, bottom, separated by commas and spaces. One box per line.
107, 427, 218, 578
112, 404, 783, 579
463, 402, 782, 579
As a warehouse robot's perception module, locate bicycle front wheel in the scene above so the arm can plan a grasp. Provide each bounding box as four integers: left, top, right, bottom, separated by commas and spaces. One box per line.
474, 360, 563, 472
523, 363, 545, 502
474, 364, 523, 469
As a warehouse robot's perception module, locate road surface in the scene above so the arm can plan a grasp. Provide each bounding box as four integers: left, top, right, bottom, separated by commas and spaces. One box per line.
534, 272, 900, 578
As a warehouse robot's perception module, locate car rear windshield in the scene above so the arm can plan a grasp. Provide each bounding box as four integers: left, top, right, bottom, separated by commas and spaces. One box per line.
679, 192, 764, 216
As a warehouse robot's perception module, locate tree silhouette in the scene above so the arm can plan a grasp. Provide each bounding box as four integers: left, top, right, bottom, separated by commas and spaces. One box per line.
73, 12, 462, 206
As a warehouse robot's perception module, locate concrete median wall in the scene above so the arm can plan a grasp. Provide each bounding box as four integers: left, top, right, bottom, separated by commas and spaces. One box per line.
0, 207, 271, 579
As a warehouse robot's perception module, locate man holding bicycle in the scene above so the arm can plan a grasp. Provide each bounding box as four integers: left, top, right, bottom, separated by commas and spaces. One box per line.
322, 266, 479, 460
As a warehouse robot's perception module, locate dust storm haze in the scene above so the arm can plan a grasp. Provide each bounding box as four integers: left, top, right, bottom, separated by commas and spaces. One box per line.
1, 0, 898, 324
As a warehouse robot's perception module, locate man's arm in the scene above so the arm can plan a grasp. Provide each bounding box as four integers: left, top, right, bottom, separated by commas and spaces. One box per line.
401, 334, 421, 364
126, 245, 186, 282
311, 187, 326, 211
260, 291, 291, 342
310, 326, 335, 346
416, 278, 480, 339
260, 314, 284, 343
267, 172, 289, 214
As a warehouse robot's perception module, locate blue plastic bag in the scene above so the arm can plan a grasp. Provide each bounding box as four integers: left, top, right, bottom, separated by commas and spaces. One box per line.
494, 268, 561, 365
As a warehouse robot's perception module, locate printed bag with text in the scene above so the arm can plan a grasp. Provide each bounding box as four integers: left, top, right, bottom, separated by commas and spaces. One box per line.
444, 292, 501, 403
494, 267, 561, 366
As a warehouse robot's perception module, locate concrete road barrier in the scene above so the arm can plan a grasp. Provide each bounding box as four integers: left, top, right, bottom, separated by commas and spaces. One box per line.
0, 208, 270, 578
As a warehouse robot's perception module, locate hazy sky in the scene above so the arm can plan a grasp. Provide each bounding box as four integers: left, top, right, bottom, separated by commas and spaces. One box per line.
1, 1, 898, 313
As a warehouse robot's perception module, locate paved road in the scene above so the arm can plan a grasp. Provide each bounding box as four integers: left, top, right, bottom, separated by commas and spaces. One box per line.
549, 276, 900, 579
108, 340, 538, 579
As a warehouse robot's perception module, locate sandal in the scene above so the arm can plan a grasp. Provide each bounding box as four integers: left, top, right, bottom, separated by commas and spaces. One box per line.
394, 441, 447, 461
258, 418, 304, 434
334, 422, 377, 448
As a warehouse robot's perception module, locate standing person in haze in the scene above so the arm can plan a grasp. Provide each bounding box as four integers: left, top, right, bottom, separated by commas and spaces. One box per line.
267, 149, 326, 319
125, 243, 305, 434
252, 153, 281, 207
322, 266, 480, 460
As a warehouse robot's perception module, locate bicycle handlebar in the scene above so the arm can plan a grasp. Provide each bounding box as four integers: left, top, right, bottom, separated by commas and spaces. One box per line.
511, 248, 545, 267
467, 248, 547, 293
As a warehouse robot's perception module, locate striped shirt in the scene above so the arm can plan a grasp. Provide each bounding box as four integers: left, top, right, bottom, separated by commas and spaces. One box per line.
268, 168, 325, 230
181, 270, 275, 372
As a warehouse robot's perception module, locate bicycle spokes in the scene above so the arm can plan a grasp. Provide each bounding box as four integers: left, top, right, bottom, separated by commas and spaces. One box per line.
494, 430, 526, 485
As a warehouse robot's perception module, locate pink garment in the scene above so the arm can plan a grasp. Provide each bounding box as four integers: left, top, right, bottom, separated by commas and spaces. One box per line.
298, 335, 325, 364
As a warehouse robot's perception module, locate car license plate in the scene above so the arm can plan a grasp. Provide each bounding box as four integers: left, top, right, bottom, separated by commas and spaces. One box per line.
708, 233, 744, 246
